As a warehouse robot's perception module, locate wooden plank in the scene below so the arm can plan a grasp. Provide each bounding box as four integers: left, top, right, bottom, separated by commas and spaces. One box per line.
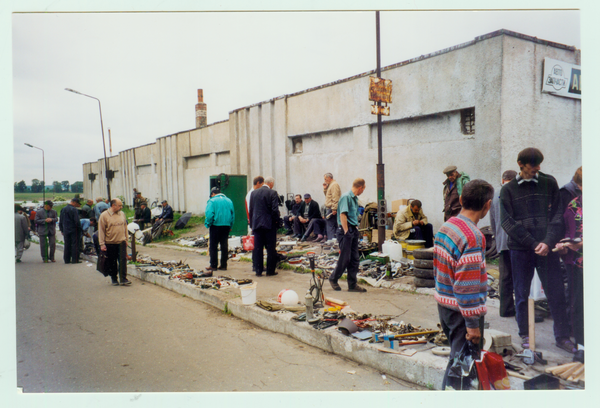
560, 363, 583, 380
545, 362, 578, 374
507, 370, 532, 380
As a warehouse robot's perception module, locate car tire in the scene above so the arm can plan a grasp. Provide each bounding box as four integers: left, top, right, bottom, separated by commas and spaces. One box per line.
413, 259, 434, 269
414, 277, 435, 288
413, 268, 434, 279
413, 248, 434, 260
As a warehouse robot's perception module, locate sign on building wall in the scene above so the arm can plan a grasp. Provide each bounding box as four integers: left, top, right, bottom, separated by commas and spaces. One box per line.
369, 76, 392, 116
542, 58, 581, 100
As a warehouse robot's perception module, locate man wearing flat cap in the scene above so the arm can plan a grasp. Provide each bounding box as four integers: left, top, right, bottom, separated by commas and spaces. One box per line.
59, 196, 83, 264
155, 199, 174, 224
35, 200, 58, 263
442, 165, 470, 221
133, 191, 147, 220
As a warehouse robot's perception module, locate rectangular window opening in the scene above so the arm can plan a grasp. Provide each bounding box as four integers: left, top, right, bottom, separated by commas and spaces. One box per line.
461, 108, 475, 135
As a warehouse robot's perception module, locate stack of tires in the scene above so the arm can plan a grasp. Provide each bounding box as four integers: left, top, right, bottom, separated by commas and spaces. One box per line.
413, 248, 435, 288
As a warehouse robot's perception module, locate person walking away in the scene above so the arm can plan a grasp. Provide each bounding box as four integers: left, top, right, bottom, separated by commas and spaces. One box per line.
323, 173, 341, 241
98, 198, 131, 286
202, 187, 235, 276
489, 170, 517, 317
59, 196, 83, 264
500, 147, 574, 353
328, 178, 368, 293
249, 176, 281, 277
35, 200, 58, 262
434, 179, 494, 390
15, 204, 29, 263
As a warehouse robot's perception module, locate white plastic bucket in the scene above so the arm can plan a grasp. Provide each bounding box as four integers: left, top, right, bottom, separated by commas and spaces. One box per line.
240, 282, 257, 305
228, 236, 242, 249
382, 240, 403, 262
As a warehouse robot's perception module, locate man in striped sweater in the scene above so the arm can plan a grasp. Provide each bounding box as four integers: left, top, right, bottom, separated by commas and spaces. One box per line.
434, 179, 494, 390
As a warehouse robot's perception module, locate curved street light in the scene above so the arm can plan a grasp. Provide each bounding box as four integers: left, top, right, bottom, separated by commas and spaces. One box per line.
24, 143, 45, 203
65, 88, 111, 200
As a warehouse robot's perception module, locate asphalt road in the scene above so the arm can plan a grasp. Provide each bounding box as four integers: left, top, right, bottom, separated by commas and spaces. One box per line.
15, 246, 422, 393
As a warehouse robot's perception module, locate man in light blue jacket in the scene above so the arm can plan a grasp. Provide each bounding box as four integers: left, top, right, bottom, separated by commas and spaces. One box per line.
202, 187, 235, 276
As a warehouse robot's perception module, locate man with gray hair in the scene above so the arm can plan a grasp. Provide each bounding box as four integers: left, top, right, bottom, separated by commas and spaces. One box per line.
323, 172, 341, 241
249, 176, 281, 276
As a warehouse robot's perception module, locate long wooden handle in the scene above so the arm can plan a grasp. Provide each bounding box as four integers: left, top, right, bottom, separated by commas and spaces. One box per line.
546, 362, 579, 375
393, 330, 439, 339
560, 363, 583, 380
507, 370, 532, 380
528, 298, 536, 352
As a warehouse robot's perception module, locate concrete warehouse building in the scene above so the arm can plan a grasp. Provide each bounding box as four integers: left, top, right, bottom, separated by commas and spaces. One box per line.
82, 29, 581, 231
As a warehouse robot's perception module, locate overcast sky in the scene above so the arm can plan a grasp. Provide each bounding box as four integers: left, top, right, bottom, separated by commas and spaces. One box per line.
10, 8, 581, 185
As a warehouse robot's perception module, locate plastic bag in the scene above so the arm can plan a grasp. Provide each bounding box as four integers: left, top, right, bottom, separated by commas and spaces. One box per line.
446, 341, 480, 390
242, 235, 254, 251
476, 351, 511, 390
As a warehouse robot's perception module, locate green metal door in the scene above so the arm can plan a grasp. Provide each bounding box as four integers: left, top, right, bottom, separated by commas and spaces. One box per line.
209, 174, 248, 237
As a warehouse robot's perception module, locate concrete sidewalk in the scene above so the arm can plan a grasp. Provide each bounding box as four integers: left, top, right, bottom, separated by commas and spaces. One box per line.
67, 239, 576, 390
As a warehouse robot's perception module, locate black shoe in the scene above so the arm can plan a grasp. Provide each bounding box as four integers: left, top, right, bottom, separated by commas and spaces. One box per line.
348, 285, 367, 293
329, 280, 342, 291
205, 266, 217, 272
111, 278, 119, 286
573, 349, 584, 363
199, 272, 213, 278
120, 279, 132, 286
255, 273, 263, 277
217, 266, 227, 271
266, 272, 279, 276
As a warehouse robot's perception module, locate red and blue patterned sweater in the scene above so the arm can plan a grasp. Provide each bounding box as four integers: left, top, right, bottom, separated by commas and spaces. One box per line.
433, 214, 487, 328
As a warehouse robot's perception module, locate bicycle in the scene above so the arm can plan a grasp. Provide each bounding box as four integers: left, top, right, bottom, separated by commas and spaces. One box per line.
307, 252, 329, 307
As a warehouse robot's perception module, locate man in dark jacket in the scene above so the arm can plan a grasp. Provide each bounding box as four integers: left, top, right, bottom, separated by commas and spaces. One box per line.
155, 200, 174, 223
81, 199, 94, 219
283, 194, 302, 235
293, 194, 322, 239
500, 147, 573, 354
134, 202, 152, 230
35, 200, 58, 263
249, 176, 281, 277
59, 196, 83, 264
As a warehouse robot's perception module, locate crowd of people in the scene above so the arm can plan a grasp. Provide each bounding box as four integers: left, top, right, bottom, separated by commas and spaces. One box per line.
16, 148, 584, 380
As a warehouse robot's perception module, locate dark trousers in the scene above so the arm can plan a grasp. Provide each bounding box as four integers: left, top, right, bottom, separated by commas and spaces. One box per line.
39, 234, 56, 261
253, 227, 277, 275
325, 209, 338, 240
303, 218, 326, 238
105, 242, 127, 281
568, 265, 584, 346
510, 249, 569, 340
438, 305, 484, 390
283, 215, 294, 232
498, 250, 516, 317
329, 226, 359, 288
408, 223, 434, 248
292, 217, 307, 236
63, 232, 79, 264
209, 225, 230, 269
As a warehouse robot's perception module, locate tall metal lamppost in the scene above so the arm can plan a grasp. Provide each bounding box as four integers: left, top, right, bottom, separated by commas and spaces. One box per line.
24, 143, 45, 203
65, 88, 111, 201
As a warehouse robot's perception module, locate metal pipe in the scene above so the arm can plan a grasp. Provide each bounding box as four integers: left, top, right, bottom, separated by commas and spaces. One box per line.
65, 88, 111, 200
375, 11, 386, 251
24, 143, 45, 203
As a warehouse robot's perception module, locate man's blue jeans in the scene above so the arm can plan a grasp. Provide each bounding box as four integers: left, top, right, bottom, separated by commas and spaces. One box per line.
510, 249, 570, 341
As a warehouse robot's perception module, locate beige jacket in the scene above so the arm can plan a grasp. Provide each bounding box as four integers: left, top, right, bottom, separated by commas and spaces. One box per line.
392, 206, 428, 240
98, 208, 128, 246
324, 180, 341, 211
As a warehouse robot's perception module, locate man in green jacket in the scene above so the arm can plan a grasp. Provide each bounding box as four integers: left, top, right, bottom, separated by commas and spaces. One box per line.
202, 187, 235, 276
442, 165, 470, 221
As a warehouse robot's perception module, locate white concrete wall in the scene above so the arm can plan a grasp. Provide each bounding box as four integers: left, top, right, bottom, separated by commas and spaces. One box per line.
84, 30, 581, 229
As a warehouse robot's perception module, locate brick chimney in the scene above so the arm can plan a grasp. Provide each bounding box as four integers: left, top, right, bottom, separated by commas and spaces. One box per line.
195, 89, 207, 128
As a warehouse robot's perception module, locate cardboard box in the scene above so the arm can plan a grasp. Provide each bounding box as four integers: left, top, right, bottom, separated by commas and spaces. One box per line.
370, 229, 393, 244
391, 199, 410, 213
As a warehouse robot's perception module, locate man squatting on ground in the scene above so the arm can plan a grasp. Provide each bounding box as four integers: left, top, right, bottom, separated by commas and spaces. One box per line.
35, 200, 58, 263
434, 179, 494, 390
500, 147, 575, 353
392, 199, 434, 248
323, 172, 341, 241
203, 187, 235, 276
489, 170, 517, 318
98, 198, 131, 286
328, 178, 368, 293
